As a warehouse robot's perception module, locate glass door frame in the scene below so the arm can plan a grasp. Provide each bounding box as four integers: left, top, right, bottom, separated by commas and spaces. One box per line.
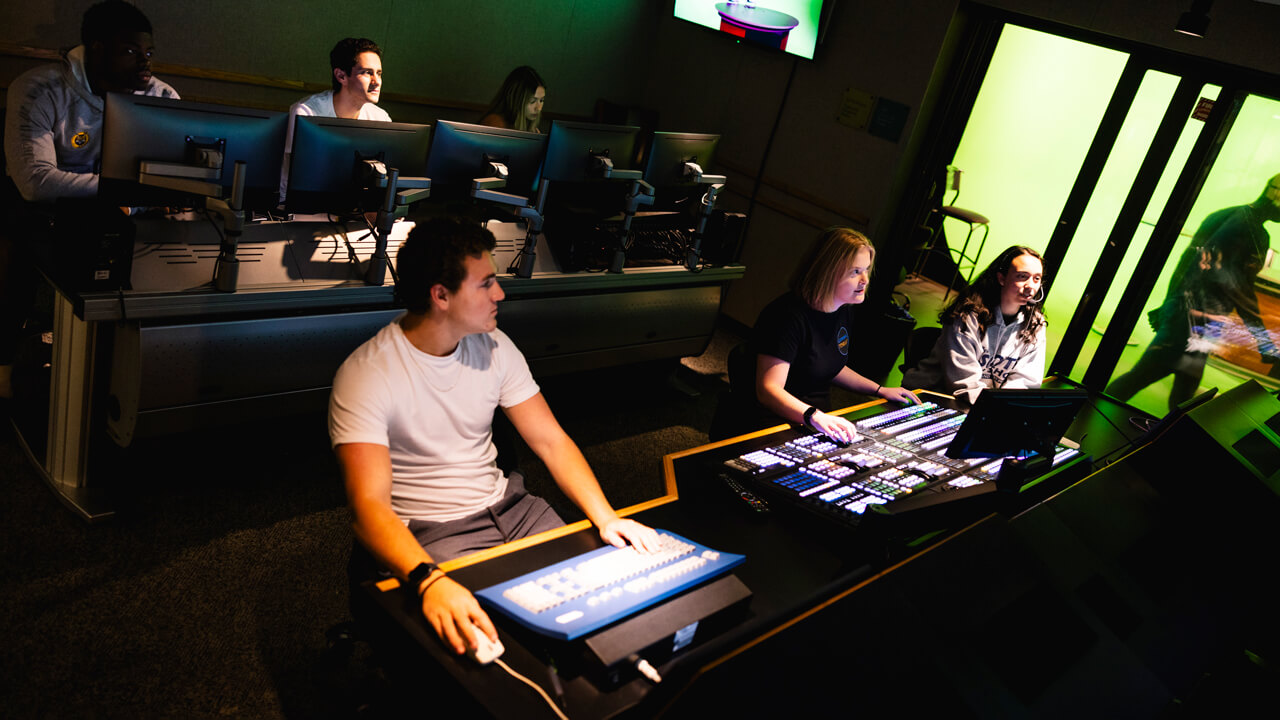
880, 3, 1280, 394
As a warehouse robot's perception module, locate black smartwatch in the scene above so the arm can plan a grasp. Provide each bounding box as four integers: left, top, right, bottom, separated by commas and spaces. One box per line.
407, 561, 440, 595
803, 406, 819, 428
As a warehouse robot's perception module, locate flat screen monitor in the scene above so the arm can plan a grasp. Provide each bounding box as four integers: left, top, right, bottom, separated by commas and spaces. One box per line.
540, 120, 641, 184
673, 1, 828, 61
642, 131, 720, 188
945, 388, 1088, 460
286, 116, 431, 214
100, 93, 288, 211
425, 120, 547, 200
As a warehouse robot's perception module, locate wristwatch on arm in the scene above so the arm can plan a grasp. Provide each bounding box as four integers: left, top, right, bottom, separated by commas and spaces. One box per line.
407, 561, 444, 598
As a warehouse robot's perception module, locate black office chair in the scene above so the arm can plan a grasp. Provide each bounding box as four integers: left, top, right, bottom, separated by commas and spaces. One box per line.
709, 342, 757, 442
899, 326, 943, 375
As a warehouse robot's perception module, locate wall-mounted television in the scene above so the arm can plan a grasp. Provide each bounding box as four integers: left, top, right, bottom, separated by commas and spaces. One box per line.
673, 1, 829, 60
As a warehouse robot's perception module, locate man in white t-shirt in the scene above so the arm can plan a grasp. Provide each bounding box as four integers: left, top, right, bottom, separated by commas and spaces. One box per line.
280, 37, 391, 201
329, 217, 659, 656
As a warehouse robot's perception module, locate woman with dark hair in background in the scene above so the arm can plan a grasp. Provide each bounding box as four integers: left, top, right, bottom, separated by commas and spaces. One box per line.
903, 245, 1047, 405
479, 66, 546, 133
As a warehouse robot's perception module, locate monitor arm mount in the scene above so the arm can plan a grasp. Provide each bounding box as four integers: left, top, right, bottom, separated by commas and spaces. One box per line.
360, 156, 431, 286
685, 160, 726, 271
472, 157, 545, 279
598, 152, 654, 274
137, 136, 248, 292
993, 434, 1059, 493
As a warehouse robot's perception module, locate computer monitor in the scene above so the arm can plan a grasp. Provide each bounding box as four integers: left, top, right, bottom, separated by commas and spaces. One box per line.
946, 388, 1088, 460
100, 93, 288, 211
540, 120, 641, 183
425, 120, 547, 201
641, 132, 721, 188
286, 116, 431, 214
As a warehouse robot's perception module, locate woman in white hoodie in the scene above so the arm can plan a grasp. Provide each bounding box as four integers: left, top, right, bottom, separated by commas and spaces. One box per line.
903, 245, 1047, 405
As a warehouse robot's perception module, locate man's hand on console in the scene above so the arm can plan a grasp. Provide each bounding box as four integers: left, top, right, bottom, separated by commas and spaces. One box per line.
599, 517, 662, 553
420, 575, 497, 655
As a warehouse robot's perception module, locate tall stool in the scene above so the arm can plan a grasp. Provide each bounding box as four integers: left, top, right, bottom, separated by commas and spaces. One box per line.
910, 167, 991, 302
913, 204, 990, 303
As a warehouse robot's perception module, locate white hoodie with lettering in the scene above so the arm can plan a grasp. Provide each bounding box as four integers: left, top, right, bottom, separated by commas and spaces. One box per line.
903, 310, 1046, 405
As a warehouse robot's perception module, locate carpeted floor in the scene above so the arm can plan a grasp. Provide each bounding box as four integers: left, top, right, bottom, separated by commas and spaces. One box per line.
0, 323, 751, 718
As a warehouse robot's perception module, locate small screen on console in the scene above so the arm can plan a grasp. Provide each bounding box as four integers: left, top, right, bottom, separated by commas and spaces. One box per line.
946, 388, 1088, 460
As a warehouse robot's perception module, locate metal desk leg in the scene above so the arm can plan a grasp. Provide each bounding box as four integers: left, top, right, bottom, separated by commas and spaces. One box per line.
40, 292, 113, 521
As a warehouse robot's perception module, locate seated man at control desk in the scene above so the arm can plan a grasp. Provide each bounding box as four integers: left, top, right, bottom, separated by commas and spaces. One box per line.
4, 0, 179, 203
2, 0, 177, 400
280, 37, 391, 201
329, 217, 660, 656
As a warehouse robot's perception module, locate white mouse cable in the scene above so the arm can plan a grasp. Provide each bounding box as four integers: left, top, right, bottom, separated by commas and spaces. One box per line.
493, 657, 571, 720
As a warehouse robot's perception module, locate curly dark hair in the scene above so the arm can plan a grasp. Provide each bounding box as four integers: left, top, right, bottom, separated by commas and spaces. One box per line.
330, 37, 382, 92
81, 0, 152, 47
939, 245, 1046, 344
395, 217, 497, 314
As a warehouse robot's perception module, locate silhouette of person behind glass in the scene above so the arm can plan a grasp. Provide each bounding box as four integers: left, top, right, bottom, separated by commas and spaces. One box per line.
1108, 174, 1280, 413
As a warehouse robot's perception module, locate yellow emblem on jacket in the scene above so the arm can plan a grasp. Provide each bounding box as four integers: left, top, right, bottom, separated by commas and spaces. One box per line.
72, 131, 90, 148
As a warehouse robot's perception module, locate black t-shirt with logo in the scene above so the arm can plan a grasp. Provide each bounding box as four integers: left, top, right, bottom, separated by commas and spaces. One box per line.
750, 292, 852, 409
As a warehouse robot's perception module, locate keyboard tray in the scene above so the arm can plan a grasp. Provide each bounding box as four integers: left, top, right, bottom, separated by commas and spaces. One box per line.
475, 530, 745, 640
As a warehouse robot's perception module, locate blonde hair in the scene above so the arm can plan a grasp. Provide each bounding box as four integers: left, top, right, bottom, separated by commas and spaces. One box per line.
790, 227, 876, 310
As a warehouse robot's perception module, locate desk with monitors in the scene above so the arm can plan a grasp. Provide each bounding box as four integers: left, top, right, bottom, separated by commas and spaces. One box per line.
26, 97, 744, 520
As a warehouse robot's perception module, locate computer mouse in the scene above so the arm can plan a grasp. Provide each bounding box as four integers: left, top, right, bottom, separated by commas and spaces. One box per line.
466, 624, 505, 665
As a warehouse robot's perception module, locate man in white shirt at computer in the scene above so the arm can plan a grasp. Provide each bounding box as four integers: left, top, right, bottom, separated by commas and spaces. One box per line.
279, 37, 391, 202
328, 217, 659, 656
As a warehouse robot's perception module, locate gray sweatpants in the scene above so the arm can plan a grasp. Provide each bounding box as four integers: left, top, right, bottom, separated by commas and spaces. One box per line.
406, 471, 565, 563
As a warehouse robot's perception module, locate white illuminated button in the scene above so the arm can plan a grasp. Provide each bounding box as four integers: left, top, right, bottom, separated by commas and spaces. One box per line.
701, 550, 720, 561
555, 610, 584, 625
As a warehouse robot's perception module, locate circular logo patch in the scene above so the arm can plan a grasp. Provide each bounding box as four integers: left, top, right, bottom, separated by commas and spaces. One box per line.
72, 131, 90, 148
837, 326, 849, 356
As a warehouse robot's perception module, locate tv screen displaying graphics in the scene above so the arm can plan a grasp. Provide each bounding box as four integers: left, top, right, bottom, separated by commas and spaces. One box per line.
286, 116, 431, 214
673, 0, 827, 60
100, 93, 287, 211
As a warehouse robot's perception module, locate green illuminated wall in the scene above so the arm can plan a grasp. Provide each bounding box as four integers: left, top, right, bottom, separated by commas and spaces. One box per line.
946, 26, 1126, 340
941, 24, 1280, 416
